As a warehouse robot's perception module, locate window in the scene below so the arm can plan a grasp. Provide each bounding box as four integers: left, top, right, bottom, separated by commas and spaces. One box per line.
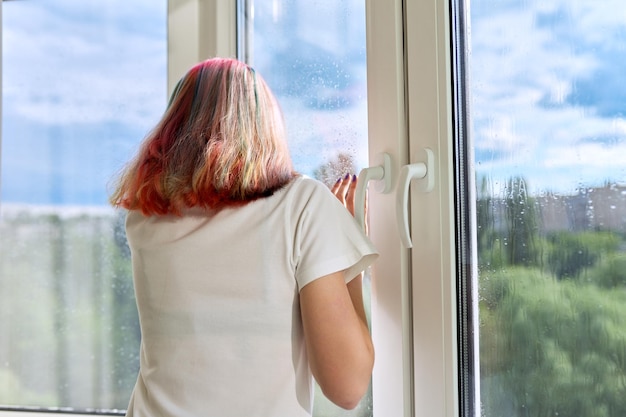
377, 0, 626, 415
8, 0, 621, 416
238, 1, 372, 415
1, 0, 166, 413
240, 0, 369, 183
466, 0, 626, 415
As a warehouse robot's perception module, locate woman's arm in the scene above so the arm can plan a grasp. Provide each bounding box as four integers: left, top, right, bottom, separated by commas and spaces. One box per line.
299, 270, 374, 410
299, 174, 374, 410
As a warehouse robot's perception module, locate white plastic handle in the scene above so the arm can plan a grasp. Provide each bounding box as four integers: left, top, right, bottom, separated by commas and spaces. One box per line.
396, 148, 435, 248
355, 153, 392, 231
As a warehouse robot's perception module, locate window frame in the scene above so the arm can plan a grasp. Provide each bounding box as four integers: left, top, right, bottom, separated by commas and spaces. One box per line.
1, 0, 3, 194
360, 0, 466, 415
363, 0, 413, 415
167, 0, 237, 92
403, 0, 463, 415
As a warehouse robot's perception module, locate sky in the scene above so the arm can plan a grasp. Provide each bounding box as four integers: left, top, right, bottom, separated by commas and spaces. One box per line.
1, 0, 167, 206
470, 0, 626, 195
1, 0, 625, 207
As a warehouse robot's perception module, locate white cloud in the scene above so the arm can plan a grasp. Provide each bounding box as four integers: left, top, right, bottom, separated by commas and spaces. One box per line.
3, 0, 167, 128
470, 0, 626, 192
544, 142, 626, 169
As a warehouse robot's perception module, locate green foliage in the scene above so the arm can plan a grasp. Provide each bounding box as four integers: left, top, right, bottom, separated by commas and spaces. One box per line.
0, 370, 56, 405
588, 253, 626, 289
545, 231, 621, 281
504, 177, 540, 267
476, 176, 626, 416
0, 211, 139, 410
477, 176, 542, 270
476, 177, 509, 271
110, 212, 141, 406
477, 241, 499, 271
476, 177, 495, 256
480, 267, 626, 417
546, 232, 598, 280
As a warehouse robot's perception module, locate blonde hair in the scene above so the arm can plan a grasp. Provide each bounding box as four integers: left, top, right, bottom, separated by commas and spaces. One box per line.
110, 58, 296, 215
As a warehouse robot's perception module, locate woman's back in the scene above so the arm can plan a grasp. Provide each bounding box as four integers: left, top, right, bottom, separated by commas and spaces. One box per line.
124, 176, 376, 416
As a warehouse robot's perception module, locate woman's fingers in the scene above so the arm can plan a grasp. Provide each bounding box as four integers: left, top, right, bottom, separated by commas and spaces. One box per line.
331, 173, 369, 234
332, 173, 357, 216
338, 173, 351, 199
345, 175, 356, 216
332, 174, 349, 204
331, 177, 342, 196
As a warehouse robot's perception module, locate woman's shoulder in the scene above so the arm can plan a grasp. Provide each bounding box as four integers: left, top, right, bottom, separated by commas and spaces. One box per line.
279, 176, 349, 220
272, 175, 336, 217
284, 175, 332, 197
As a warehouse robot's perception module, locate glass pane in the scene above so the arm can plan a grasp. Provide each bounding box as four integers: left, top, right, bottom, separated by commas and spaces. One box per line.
240, 1, 371, 416
469, 0, 626, 415
1, 0, 166, 412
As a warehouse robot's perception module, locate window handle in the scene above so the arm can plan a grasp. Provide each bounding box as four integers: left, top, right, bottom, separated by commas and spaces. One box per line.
355, 153, 392, 231
396, 148, 435, 248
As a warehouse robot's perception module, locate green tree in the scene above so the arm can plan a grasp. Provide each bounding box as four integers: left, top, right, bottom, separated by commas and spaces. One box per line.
49, 214, 70, 406
476, 176, 507, 270
546, 232, 597, 280
589, 253, 626, 289
546, 231, 620, 281
480, 267, 626, 417
504, 177, 539, 267
110, 212, 141, 408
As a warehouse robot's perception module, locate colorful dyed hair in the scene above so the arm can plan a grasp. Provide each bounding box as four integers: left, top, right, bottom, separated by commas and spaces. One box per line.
110, 57, 296, 215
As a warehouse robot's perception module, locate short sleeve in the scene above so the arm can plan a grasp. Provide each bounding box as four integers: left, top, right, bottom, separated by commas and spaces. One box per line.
292, 179, 378, 291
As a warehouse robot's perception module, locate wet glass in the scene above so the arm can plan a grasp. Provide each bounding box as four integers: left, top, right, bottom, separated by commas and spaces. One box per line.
239, 1, 371, 416
0, 0, 166, 412
469, 0, 626, 415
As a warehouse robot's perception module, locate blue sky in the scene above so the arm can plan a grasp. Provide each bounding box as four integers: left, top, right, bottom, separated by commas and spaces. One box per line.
1, 0, 167, 206
470, 0, 626, 195
1, 0, 625, 206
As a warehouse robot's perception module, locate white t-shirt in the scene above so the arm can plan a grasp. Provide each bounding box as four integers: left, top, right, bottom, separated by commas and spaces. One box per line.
124, 176, 378, 417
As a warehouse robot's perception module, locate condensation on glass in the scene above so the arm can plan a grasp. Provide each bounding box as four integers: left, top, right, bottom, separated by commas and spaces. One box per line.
240, 0, 369, 184
468, 0, 626, 415
239, 1, 371, 416
0, 0, 166, 412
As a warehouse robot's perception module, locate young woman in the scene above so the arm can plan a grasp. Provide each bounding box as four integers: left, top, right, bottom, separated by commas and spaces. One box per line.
110, 57, 377, 417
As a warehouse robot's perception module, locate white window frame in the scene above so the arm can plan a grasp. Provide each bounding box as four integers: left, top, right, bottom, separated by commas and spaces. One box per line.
364, 0, 412, 413
365, 0, 461, 416
167, 0, 237, 93
403, 0, 461, 415
0, 0, 3, 197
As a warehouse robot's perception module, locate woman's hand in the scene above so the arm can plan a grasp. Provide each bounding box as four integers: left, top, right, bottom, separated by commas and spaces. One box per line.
331, 173, 367, 234
331, 173, 356, 216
